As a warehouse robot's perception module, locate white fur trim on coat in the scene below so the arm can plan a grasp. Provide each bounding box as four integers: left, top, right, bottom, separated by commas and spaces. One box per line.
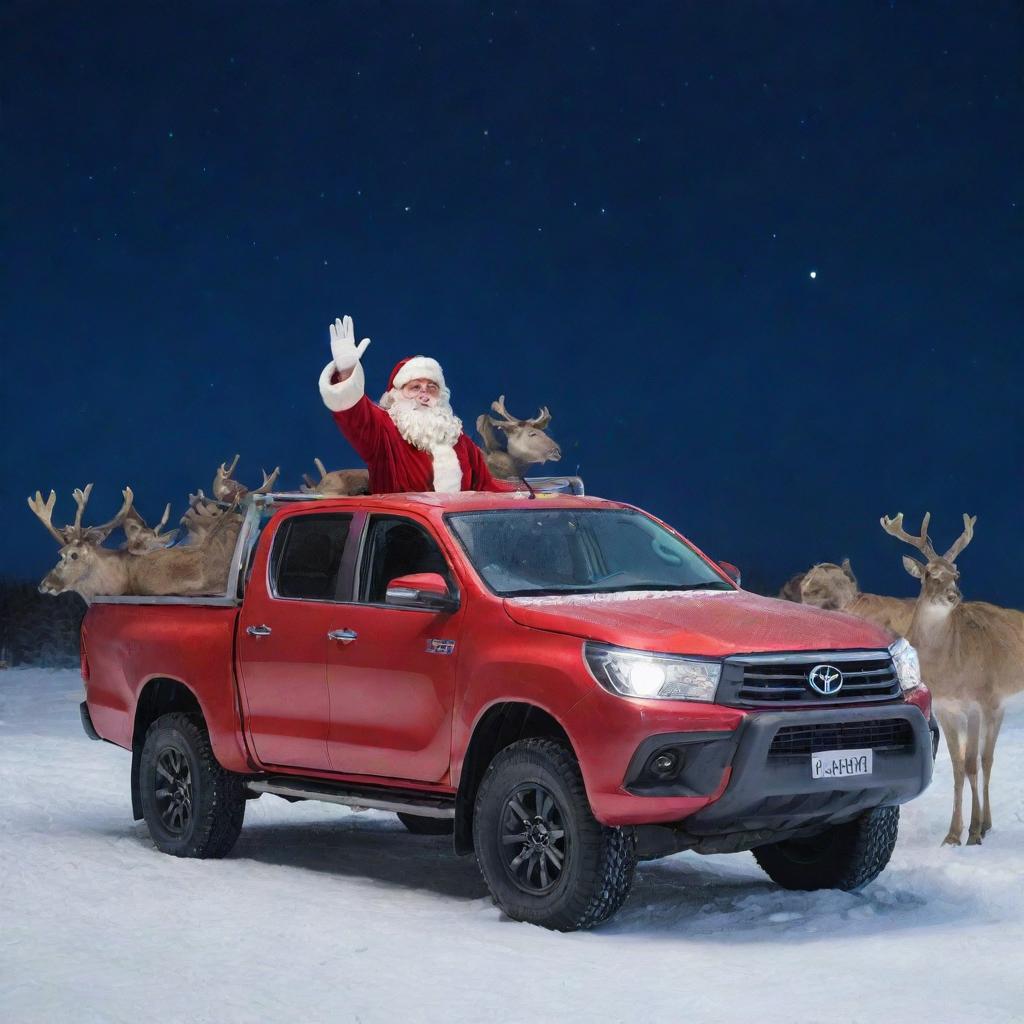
392, 356, 446, 392
319, 359, 365, 413
430, 443, 463, 493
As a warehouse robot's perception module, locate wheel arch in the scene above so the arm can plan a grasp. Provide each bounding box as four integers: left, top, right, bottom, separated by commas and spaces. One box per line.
130, 676, 204, 821
453, 701, 577, 855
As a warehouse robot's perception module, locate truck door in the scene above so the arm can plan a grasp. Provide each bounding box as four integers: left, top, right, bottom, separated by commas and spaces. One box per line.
325, 514, 463, 782
237, 511, 355, 771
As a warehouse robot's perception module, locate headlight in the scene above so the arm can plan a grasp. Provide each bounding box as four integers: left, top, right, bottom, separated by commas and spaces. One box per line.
889, 637, 922, 692
584, 642, 721, 702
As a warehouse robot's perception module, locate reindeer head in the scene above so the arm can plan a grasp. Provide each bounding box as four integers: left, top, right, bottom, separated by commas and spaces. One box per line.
181, 490, 227, 542
880, 512, 976, 610
28, 485, 134, 596
486, 396, 562, 468
122, 502, 178, 555
799, 558, 859, 611
212, 455, 280, 501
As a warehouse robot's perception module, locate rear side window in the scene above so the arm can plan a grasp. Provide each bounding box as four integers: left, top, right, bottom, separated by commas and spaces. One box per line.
271, 514, 352, 601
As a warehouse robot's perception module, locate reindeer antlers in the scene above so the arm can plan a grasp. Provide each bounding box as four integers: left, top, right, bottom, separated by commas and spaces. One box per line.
28, 485, 134, 546
218, 453, 240, 479
881, 511, 977, 564
251, 466, 280, 495
27, 490, 66, 544
489, 395, 518, 426
943, 514, 977, 563
488, 395, 551, 429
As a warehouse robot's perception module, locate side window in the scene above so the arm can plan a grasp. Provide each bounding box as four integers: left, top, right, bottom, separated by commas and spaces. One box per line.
359, 516, 452, 604
271, 514, 353, 601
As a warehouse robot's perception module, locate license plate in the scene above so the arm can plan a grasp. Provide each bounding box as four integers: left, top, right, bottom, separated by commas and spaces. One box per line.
811, 749, 873, 779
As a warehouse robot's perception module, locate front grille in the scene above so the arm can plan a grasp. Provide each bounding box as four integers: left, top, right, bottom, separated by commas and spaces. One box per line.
768, 718, 915, 758
721, 653, 901, 707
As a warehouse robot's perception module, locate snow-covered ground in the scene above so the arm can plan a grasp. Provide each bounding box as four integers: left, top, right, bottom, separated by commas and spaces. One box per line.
2, 669, 1022, 1024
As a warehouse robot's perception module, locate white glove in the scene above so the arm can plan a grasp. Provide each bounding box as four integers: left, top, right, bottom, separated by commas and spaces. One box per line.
329, 315, 371, 372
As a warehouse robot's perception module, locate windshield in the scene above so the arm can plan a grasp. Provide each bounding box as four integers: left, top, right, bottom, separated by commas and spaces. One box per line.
446, 508, 733, 597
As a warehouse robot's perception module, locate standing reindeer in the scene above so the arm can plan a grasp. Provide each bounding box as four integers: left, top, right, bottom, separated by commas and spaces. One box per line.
796, 559, 916, 636
212, 455, 280, 502
880, 512, 1024, 845
29, 486, 239, 599
300, 457, 370, 496
475, 396, 562, 480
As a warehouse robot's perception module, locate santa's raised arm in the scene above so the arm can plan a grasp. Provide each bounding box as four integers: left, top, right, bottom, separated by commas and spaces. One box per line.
318, 315, 516, 495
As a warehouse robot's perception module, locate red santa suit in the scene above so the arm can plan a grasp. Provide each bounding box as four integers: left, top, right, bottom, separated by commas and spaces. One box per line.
319, 355, 516, 494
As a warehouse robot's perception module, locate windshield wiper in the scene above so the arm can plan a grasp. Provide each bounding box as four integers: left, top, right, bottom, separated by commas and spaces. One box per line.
659, 581, 733, 591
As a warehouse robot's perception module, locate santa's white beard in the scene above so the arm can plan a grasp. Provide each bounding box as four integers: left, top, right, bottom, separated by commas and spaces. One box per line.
386, 394, 463, 451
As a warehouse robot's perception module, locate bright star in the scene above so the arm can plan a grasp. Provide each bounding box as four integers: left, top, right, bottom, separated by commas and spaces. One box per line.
809, 270, 817, 279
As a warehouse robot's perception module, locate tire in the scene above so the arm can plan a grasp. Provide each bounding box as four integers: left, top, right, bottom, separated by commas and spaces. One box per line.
139, 712, 245, 859
397, 812, 454, 836
752, 805, 900, 892
472, 738, 637, 931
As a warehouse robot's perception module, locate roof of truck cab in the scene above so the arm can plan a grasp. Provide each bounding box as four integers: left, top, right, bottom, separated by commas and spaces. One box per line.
264, 490, 627, 517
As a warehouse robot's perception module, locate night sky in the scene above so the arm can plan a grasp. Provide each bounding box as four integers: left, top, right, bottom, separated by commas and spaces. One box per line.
3, 2, 1022, 606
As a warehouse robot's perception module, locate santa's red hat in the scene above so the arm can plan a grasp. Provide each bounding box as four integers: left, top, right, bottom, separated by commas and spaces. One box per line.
380, 355, 449, 408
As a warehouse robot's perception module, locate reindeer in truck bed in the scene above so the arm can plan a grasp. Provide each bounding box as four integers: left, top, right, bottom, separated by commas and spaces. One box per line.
475, 396, 561, 481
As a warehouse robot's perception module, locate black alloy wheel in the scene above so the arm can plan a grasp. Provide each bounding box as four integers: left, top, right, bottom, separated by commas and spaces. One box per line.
499, 783, 567, 895
154, 746, 194, 836
472, 738, 637, 931
139, 712, 245, 859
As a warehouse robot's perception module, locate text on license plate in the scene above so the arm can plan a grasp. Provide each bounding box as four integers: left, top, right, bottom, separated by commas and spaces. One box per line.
811, 749, 873, 779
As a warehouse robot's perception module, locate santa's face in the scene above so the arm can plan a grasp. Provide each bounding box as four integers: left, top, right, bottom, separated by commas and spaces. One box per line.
400, 378, 442, 408
387, 383, 463, 451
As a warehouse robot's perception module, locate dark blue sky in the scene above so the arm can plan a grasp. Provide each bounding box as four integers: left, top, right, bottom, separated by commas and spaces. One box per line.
3, 2, 1022, 604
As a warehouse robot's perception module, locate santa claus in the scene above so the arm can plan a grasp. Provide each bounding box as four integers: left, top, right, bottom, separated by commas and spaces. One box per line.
318, 315, 516, 494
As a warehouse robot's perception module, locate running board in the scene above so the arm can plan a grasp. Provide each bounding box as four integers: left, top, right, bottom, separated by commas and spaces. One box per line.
246, 777, 456, 819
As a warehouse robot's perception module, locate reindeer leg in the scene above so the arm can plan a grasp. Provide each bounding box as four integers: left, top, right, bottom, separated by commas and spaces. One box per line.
980, 703, 1005, 837
964, 704, 983, 845
936, 705, 966, 846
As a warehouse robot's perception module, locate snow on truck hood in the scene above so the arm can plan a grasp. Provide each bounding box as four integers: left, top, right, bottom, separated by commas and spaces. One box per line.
503, 588, 894, 657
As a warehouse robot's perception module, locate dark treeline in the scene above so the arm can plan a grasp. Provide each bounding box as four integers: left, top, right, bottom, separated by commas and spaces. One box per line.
0, 578, 86, 667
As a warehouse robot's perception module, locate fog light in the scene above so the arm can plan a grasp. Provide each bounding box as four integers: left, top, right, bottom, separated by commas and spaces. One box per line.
651, 752, 678, 776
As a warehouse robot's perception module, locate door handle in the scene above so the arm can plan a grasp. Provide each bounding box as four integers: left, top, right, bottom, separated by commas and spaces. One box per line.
328, 629, 358, 644
246, 624, 272, 637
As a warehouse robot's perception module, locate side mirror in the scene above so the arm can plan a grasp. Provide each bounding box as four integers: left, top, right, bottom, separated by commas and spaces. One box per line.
718, 561, 741, 587
385, 572, 458, 612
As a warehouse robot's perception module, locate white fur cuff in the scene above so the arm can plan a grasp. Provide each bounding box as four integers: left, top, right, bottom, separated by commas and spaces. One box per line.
319, 359, 365, 413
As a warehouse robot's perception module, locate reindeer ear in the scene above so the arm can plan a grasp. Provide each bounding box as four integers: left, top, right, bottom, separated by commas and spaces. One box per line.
902, 555, 925, 579
841, 558, 857, 583
488, 417, 513, 433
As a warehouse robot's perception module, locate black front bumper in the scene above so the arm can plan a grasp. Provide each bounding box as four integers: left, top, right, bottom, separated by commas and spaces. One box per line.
630, 703, 934, 840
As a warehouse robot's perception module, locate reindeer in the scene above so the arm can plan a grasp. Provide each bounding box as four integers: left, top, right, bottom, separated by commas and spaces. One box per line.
475, 396, 561, 481
300, 458, 370, 496
179, 490, 245, 571
29, 485, 136, 598
29, 486, 239, 599
796, 558, 916, 636
880, 512, 1024, 845
121, 502, 179, 554
212, 454, 280, 502
777, 571, 807, 603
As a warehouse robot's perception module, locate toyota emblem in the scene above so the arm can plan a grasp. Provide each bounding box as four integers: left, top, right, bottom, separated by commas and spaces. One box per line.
808, 664, 844, 696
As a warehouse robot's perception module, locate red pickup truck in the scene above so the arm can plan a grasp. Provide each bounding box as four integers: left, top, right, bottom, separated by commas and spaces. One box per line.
79, 488, 937, 931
